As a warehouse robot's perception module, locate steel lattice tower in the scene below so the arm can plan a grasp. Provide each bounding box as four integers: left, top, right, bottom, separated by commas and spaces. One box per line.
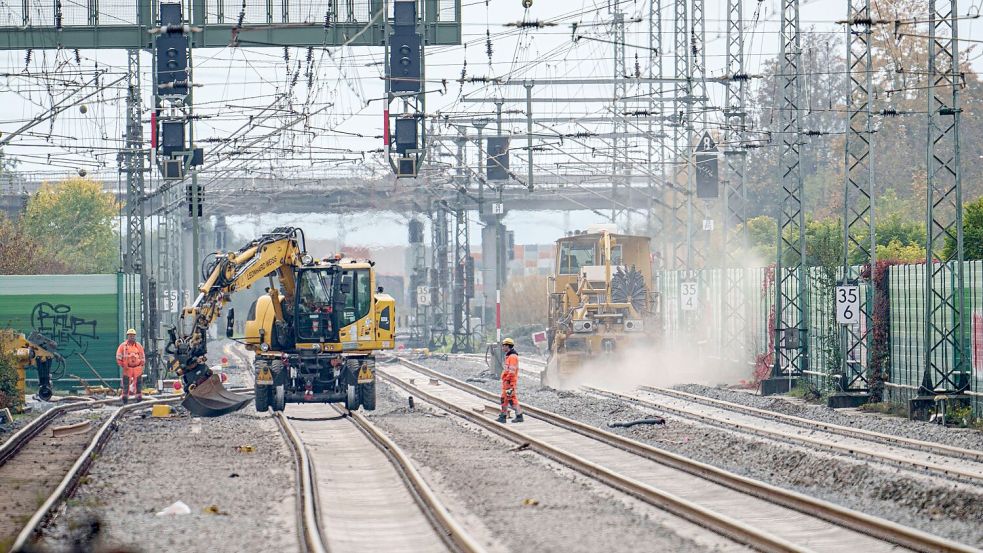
612, 8, 627, 224
722, 0, 748, 363
839, 2, 876, 393
123, 50, 148, 335
921, 0, 967, 395
670, 0, 689, 270
452, 206, 473, 353
647, 0, 668, 265
688, 0, 707, 270
773, 0, 809, 377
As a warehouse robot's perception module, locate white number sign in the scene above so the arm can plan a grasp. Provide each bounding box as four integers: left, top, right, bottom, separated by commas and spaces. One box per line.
836, 285, 860, 324
416, 285, 430, 306
680, 281, 698, 311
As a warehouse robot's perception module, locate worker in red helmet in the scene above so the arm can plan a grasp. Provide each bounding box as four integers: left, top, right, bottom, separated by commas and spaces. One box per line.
116, 328, 145, 404
497, 338, 524, 423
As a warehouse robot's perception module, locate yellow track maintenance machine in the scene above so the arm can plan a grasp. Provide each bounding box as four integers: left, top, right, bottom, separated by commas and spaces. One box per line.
166, 227, 396, 416
544, 227, 658, 386
0, 330, 61, 409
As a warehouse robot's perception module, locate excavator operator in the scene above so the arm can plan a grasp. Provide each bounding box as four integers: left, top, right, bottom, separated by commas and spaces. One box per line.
497, 338, 524, 424
117, 329, 145, 403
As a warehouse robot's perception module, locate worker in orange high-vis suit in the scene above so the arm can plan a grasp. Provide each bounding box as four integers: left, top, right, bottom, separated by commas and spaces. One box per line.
497, 338, 524, 424
116, 329, 145, 404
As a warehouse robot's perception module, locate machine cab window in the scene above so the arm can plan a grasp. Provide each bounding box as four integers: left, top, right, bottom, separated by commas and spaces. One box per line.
559, 241, 596, 275
296, 269, 336, 340
340, 269, 372, 326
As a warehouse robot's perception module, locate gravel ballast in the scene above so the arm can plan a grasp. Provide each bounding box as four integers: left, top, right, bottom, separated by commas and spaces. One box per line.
40, 407, 297, 553
675, 384, 983, 451
416, 356, 983, 547
366, 380, 723, 553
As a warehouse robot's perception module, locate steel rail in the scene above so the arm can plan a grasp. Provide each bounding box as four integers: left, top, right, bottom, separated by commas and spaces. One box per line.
387, 356, 979, 553
0, 398, 115, 467
587, 386, 983, 484
345, 407, 487, 553
379, 362, 803, 553
275, 404, 484, 553
640, 385, 983, 462
273, 411, 330, 553
10, 394, 192, 551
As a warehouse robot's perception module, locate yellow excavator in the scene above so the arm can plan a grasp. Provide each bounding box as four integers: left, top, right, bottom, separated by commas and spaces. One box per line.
545, 227, 658, 386
167, 227, 396, 417
0, 330, 60, 409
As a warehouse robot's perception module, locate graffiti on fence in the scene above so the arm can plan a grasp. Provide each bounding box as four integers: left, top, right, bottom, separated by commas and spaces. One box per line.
30, 302, 98, 357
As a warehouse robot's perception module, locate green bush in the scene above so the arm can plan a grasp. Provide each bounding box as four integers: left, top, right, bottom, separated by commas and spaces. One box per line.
0, 344, 21, 412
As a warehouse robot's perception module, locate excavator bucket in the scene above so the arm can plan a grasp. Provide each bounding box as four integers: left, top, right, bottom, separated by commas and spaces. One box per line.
182, 374, 252, 417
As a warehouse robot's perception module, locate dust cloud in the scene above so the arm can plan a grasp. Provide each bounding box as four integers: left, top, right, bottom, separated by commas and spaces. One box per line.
549, 334, 756, 393
546, 252, 770, 392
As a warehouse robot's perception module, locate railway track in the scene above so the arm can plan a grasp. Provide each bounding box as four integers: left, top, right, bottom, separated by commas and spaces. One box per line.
383, 356, 980, 553
585, 385, 983, 485
7, 394, 197, 552
273, 403, 483, 553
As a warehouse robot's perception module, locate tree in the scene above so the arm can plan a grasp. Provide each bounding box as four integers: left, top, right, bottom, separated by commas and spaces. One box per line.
877, 239, 926, 263
0, 215, 70, 274
0, 330, 21, 411
21, 177, 119, 273
943, 195, 983, 260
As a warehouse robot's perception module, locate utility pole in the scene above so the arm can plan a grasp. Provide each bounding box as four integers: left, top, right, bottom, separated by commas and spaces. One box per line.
836, 1, 876, 404
916, 0, 967, 415
766, 0, 808, 394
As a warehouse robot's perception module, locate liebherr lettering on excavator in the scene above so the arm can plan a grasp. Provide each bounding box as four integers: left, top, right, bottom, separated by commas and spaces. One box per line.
165, 227, 396, 416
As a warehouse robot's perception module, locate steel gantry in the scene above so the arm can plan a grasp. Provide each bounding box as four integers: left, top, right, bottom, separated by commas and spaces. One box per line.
917, 0, 968, 407
722, 0, 749, 366
767, 0, 809, 393
838, 1, 876, 398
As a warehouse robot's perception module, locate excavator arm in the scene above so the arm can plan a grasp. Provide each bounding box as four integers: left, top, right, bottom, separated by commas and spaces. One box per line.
166, 227, 307, 416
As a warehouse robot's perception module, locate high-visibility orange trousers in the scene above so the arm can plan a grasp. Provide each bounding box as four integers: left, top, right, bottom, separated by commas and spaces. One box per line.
500, 382, 521, 415
121, 368, 144, 402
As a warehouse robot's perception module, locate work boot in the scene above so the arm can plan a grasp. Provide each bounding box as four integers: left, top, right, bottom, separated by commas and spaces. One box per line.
121, 396, 128, 405
496, 413, 507, 424
513, 413, 524, 423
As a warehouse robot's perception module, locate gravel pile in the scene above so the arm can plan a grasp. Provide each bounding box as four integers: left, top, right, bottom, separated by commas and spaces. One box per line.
366, 381, 714, 553
416, 356, 983, 546
40, 407, 297, 553
675, 384, 983, 451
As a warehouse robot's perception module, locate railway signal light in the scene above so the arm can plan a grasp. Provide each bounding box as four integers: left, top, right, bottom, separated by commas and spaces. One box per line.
390, 0, 421, 94
155, 3, 188, 97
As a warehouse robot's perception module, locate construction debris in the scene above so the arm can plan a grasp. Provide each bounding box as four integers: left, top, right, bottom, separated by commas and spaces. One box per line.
607, 417, 666, 429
